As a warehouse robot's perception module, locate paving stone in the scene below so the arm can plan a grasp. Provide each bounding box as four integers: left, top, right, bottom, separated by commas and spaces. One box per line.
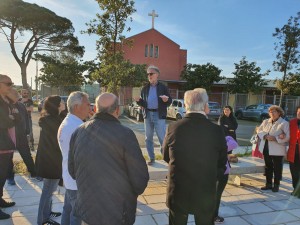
152, 213, 168, 225
134, 215, 156, 225
144, 194, 165, 204
222, 216, 251, 225
137, 195, 147, 205
263, 200, 300, 210
143, 186, 166, 195
236, 202, 273, 214
219, 205, 247, 217
242, 211, 299, 225
289, 196, 300, 206
286, 208, 300, 218
136, 203, 168, 215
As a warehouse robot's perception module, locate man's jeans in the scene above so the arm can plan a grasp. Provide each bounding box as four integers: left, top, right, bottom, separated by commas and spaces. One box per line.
144, 111, 166, 160
37, 178, 59, 225
61, 189, 81, 225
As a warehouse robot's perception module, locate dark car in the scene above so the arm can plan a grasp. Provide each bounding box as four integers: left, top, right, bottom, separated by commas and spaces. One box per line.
235, 104, 272, 121
128, 101, 143, 122
207, 101, 222, 120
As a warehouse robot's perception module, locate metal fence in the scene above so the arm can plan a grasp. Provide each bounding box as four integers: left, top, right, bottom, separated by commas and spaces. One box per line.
38, 85, 300, 117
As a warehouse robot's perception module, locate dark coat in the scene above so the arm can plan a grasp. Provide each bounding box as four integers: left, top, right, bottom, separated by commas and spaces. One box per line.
163, 113, 227, 222
137, 81, 172, 119
35, 115, 62, 179
218, 115, 238, 140
0, 97, 19, 151
69, 112, 149, 225
15, 102, 30, 149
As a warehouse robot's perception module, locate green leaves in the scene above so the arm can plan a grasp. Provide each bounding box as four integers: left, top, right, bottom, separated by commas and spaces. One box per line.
273, 13, 300, 106
0, 0, 84, 87
228, 56, 268, 94
36, 54, 89, 93
180, 63, 223, 91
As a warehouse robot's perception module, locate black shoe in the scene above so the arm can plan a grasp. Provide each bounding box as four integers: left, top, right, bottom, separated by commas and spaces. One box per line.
214, 216, 224, 223
50, 211, 61, 218
0, 199, 15, 208
272, 184, 279, 192
42, 219, 60, 225
0, 210, 10, 220
261, 184, 272, 190
147, 159, 155, 166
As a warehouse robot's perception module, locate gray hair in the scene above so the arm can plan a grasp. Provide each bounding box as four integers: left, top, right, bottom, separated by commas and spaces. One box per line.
67, 91, 89, 113
95, 93, 118, 114
184, 88, 209, 112
147, 65, 160, 75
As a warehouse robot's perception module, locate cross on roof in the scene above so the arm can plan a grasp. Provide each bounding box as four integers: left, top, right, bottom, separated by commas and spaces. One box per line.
148, 10, 158, 29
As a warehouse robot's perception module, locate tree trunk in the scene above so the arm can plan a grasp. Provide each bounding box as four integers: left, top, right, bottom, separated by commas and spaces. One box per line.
279, 90, 284, 107
21, 63, 28, 89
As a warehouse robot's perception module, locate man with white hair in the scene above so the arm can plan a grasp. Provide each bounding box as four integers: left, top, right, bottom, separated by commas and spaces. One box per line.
58, 91, 91, 225
68, 92, 149, 225
163, 88, 228, 225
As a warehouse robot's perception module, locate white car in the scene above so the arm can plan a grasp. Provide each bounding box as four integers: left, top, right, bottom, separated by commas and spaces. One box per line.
167, 99, 186, 120
167, 99, 221, 121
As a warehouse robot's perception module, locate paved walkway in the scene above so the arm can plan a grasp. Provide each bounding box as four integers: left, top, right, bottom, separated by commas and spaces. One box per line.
2, 161, 300, 225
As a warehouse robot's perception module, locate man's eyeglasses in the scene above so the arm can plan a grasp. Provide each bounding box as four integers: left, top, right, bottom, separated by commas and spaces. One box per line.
0, 82, 14, 87
147, 72, 155, 76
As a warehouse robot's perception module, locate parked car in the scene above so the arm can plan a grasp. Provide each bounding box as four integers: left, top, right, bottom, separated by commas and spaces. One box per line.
128, 101, 143, 122
235, 104, 272, 121
207, 101, 222, 120
167, 99, 186, 120
38, 96, 68, 112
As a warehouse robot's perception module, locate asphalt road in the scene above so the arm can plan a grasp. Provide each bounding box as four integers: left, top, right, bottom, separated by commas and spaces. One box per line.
31, 109, 260, 149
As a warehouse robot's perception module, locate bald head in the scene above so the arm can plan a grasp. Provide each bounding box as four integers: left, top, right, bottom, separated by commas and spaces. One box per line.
95, 93, 118, 115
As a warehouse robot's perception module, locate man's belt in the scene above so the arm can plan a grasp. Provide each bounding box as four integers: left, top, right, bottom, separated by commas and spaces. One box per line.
147, 108, 158, 112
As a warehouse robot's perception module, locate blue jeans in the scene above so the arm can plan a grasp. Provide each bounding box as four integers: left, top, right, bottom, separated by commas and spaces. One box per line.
37, 178, 59, 225
144, 111, 166, 160
61, 189, 81, 225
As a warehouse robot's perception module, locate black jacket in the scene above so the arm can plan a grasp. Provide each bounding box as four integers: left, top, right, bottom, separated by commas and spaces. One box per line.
163, 113, 227, 223
0, 97, 19, 151
218, 115, 238, 140
35, 115, 62, 179
69, 112, 149, 225
15, 102, 30, 148
137, 81, 172, 119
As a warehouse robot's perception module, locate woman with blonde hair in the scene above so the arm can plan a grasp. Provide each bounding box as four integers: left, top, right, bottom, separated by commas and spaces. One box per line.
257, 105, 289, 192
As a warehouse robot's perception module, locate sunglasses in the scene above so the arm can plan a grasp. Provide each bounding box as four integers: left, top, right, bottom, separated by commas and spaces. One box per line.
147, 72, 155, 76
0, 82, 14, 87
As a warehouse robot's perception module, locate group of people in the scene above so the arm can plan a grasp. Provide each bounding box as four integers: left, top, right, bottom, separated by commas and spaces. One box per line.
0, 74, 42, 221
250, 105, 300, 196
1, 64, 300, 225
136, 66, 239, 224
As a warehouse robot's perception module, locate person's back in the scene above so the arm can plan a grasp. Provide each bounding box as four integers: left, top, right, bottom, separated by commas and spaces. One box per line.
163, 89, 227, 225
69, 93, 149, 225
164, 114, 227, 212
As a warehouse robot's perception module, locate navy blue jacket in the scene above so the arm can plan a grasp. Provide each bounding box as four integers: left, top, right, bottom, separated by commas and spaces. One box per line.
137, 81, 172, 119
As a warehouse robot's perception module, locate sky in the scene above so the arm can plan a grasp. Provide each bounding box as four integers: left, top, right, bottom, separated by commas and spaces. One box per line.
0, 0, 299, 86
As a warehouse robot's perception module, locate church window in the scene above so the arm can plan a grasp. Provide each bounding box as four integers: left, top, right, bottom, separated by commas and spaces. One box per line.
155, 46, 159, 58
145, 45, 148, 57
150, 44, 154, 57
